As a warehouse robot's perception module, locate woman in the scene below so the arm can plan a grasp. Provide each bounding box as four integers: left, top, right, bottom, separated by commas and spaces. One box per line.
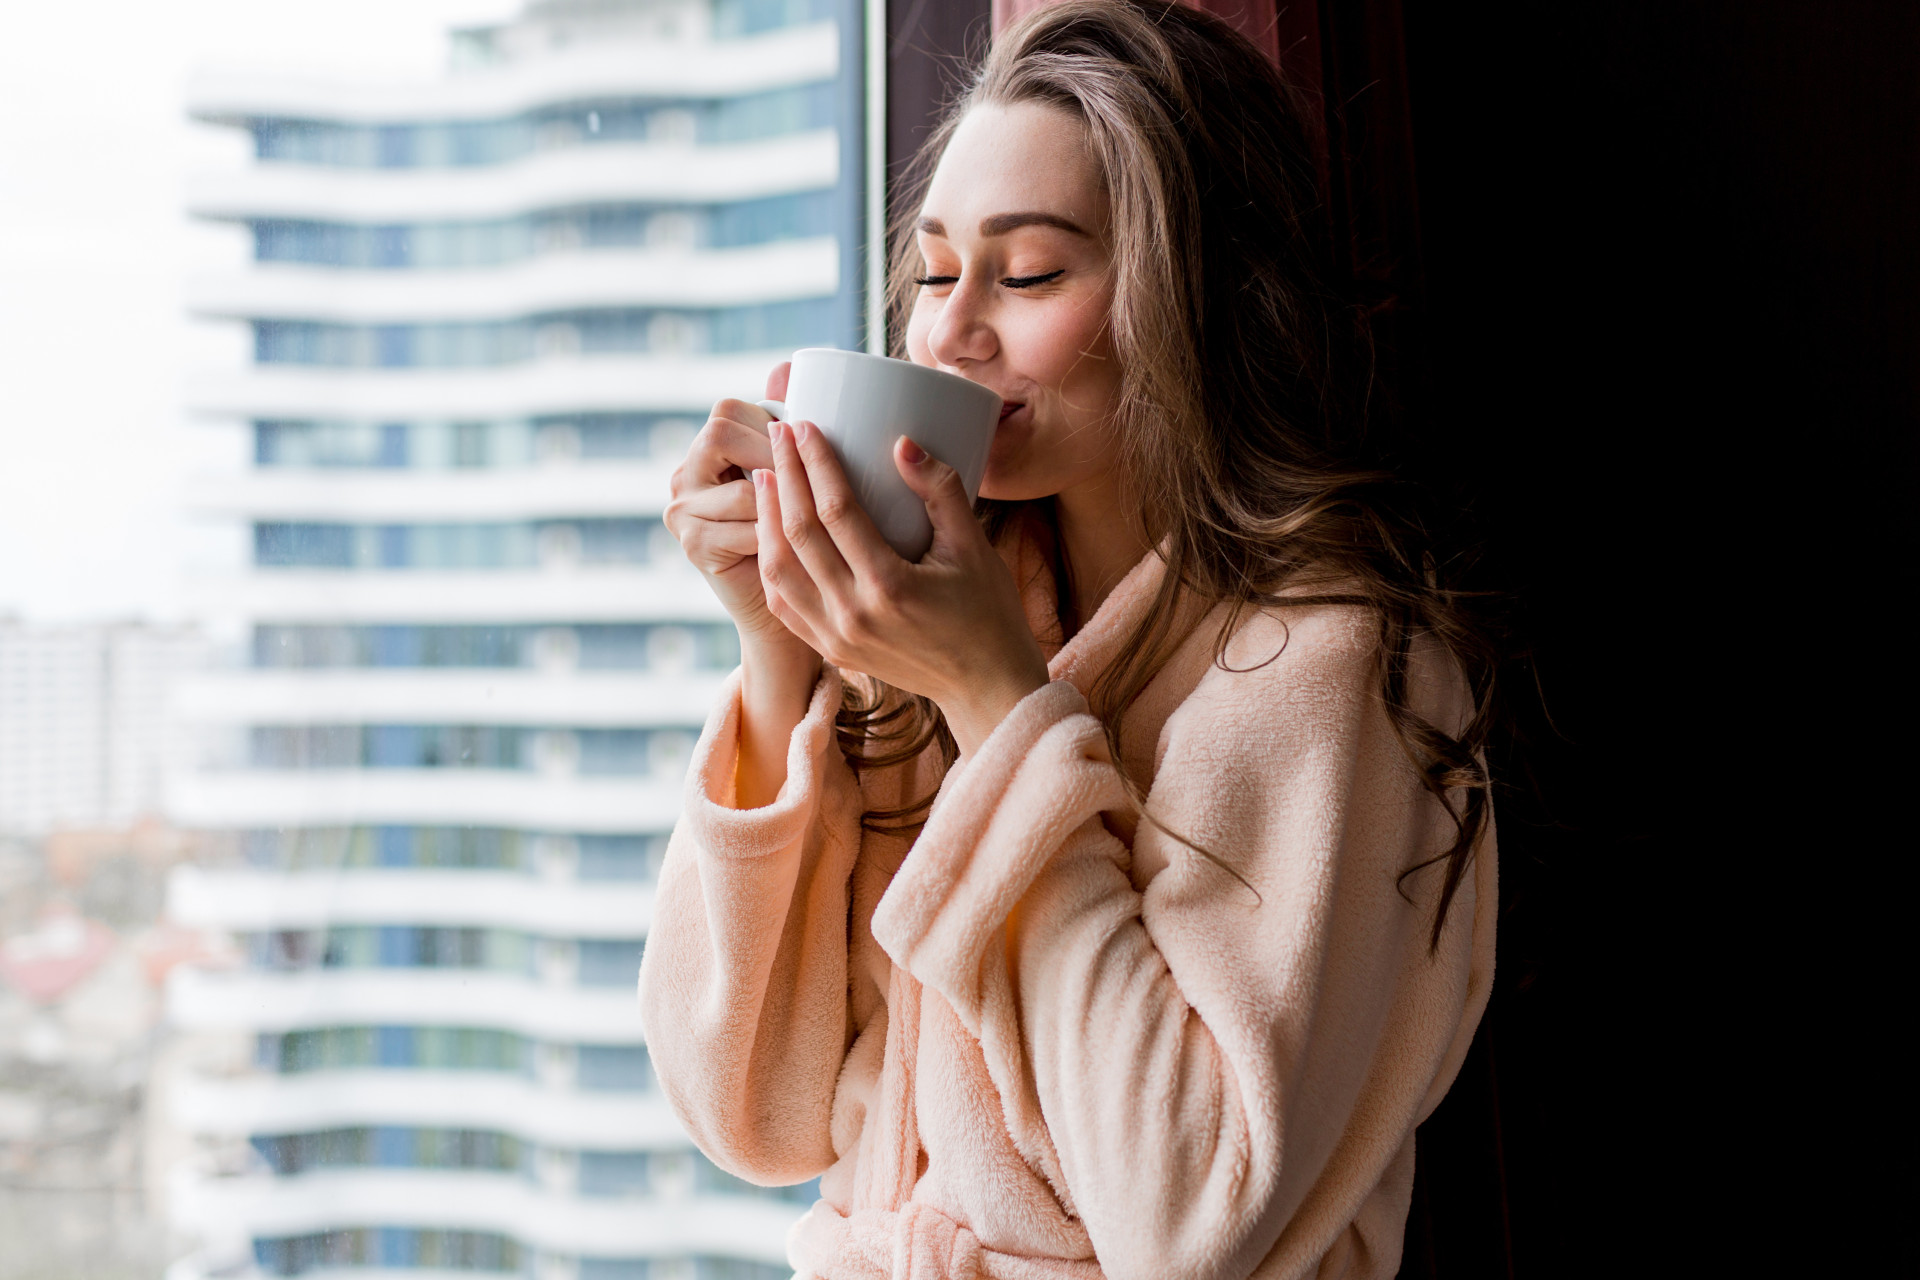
639, 3, 1497, 1277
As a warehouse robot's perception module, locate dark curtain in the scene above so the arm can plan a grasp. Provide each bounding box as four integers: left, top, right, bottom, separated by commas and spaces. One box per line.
887, 1, 1917, 1274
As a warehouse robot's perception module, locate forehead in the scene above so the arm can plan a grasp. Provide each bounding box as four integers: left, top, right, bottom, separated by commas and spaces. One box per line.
921, 101, 1107, 236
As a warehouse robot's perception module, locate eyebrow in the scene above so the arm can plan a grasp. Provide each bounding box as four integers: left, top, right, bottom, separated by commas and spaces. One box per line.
917, 212, 1093, 238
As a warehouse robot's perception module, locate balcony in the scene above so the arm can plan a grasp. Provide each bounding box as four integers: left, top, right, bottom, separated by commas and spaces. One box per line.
185, 462, 675, 523
189, 239, 838, 325
174, 668, 722, 728
172, 1069, 686, 1149
168, 967, 645, 1043
169, 1167, 797, 1264
168, 866, 656, 937
186, 132, 838, 224
186, 23, 837, 127
185, 351, 785, 421
166, 768, 682, 832
184, 564, 727, 625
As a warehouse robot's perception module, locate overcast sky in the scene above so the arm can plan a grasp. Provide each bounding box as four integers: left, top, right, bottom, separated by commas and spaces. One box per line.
0, 0, 517, 624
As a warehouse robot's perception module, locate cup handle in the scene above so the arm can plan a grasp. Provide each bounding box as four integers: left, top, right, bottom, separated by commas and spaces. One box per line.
756, 399, 787, 421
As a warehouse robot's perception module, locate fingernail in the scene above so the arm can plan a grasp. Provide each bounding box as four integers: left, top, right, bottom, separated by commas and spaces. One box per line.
793, 419, 813, 444
900, 437, 927, 465
752, 468, 766, 488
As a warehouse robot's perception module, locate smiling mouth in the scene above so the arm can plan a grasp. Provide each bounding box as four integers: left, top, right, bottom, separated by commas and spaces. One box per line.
998, 401, 1023, 421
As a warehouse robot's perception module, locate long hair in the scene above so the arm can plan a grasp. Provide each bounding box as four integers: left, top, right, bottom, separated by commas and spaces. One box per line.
838, 0, 1498, 949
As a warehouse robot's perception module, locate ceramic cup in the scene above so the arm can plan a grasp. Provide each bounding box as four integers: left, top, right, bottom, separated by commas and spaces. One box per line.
758, 347, 1003, 561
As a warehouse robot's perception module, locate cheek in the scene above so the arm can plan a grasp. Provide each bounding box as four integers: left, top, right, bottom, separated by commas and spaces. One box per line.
1011, 299, 1111, 391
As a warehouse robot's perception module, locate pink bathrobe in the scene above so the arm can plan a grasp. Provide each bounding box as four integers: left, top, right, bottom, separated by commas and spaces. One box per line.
636, 544, 1496, 1280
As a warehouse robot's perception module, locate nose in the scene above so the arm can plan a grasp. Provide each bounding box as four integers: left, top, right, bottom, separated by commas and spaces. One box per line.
923, 276, 998, 370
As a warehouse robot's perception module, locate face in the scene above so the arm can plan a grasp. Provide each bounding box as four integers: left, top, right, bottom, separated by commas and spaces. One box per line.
906, 102, 1122, 503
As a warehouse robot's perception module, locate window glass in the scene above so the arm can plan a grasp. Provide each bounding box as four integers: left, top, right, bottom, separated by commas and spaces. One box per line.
33, 3, 876, 1277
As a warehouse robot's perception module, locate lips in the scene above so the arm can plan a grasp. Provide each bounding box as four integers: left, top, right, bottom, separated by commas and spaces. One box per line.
998, 401, 1023, 421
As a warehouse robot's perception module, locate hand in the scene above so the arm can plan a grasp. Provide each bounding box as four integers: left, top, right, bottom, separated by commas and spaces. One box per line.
755, 417, 1052, 757
664, 363, 813, 655
664, 362, 820, 810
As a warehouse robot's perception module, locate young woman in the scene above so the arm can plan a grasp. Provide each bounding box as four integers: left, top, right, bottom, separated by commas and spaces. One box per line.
639, 3, 1498, 1276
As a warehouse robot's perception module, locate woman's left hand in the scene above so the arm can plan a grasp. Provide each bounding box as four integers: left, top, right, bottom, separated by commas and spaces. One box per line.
754, 417, 1052, 757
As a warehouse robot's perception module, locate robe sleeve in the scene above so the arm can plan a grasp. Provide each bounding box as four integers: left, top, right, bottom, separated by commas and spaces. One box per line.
868, 610, 1496, 1279
637, 665, 866, 1185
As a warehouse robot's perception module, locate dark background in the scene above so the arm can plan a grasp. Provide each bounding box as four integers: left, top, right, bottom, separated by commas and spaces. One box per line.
887, 1, 1917, 1273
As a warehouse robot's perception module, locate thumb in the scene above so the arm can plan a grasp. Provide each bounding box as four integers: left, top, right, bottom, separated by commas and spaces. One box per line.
894, 436, 977, 542
764, 360, 791, 402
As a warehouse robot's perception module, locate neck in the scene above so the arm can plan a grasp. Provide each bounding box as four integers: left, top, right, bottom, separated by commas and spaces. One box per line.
1054, 469, 1151, 632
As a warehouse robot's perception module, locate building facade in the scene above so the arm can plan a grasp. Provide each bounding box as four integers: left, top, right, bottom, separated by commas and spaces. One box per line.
0, 620, 208, 837
162, 2, 864, 1275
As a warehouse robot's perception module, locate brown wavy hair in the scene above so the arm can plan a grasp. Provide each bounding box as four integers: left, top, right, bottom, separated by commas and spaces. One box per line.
836, 0, 1497, 950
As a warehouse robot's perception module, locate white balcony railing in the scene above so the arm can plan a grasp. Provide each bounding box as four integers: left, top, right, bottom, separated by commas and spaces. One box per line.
184, 462, 675, 523
187, 23, 837, 127
172, 1068, 688, 1150
184, 351, 786, 421
187, 132, 838, 225
168, 866, 656, 937
166, 768, 682, 832
169, 1167, 797, 1265
172, 669, 724, 728
168, 967, 646, 1043
189, 240, 838, 325
184, 564, 727, 625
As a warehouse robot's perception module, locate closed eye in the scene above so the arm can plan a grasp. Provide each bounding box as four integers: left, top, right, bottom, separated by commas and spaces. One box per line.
1001, 269, 1065, 289
912, 275, 958, 287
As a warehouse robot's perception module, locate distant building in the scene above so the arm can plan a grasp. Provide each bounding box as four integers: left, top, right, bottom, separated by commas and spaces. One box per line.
0, 620, 208, 836
162, 0, 862, 1277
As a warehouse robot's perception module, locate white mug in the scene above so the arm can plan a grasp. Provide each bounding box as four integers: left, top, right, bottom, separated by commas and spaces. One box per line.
759, 347, 1003, 561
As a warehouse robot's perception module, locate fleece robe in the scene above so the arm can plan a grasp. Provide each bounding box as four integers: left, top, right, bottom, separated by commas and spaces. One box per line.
636, 543, 1496, 1280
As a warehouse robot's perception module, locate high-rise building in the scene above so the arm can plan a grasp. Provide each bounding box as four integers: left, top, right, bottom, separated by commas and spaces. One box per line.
161, 2, 865, 1275
0, 620, 208, 836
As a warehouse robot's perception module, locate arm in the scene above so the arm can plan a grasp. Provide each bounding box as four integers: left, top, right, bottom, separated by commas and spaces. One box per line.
636, 665, 864, 1185
869, 612, 1496, 1279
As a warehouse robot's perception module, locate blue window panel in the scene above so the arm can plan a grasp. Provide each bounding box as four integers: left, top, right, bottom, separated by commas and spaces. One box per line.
578, 1151, 651, 1196
366, 725, 422, 767
578, 729, 650, 775
370, 625, 418, 666
376, 422, 409, 466
581, 1261, 649, 1280
372, 1126, 413, 1167
374, 325, 414, 367
254, 523, 352, 568
371, 224, 412, 266
578, 834, 665, 881
577, 939, 646, 988
377, 1226, 417, 1267
377, 927, 418, 968
254, 421, 283, 464
376, 826, 412, 867
375, 1025, 414, 1066
578, 1045, 652, 1092
575, 518, 652, 564
710, 297, 839, 352
376, 126, 414, 168
376, 524, 410, 567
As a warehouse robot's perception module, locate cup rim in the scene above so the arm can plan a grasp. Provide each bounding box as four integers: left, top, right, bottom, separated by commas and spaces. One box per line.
789, 347, 1003, 408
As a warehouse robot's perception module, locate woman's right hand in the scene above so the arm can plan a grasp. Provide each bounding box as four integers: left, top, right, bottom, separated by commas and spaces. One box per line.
665, 364, 822, 808
665, 364, 801, 648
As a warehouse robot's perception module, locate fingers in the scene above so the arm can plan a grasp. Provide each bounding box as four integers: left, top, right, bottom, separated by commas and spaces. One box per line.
663, 478, 758, 572
679, 404, 775, 489
786, 418, 896, 579
894, 436, 980, 549
764, 361, 791, 403
769, 420, 854, 597
754, 463, 831, 644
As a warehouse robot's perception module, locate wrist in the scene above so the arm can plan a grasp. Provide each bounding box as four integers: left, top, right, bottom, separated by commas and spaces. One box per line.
938, 659, 1050, 759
